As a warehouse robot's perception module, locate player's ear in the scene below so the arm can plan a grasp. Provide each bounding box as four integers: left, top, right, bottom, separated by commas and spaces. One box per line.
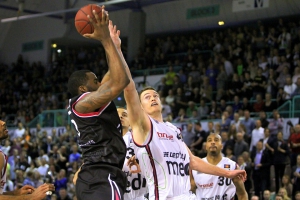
78, 85, 87, 93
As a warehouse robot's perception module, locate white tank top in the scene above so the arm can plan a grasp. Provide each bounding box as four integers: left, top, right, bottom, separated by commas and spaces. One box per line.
133, 117, 190, 200
123, 131, 148, 200
192, 157, 236, 200
0, 150, 8, 194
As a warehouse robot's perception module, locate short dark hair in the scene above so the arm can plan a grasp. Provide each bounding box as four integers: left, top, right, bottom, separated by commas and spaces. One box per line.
67, 70, 91, 97
138, 86, 157, 100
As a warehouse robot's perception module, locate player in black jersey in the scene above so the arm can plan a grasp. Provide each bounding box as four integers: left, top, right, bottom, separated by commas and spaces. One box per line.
67, 7, 130, 200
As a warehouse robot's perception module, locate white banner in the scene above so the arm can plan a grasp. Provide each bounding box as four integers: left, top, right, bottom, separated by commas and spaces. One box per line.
232, 0, 269, 12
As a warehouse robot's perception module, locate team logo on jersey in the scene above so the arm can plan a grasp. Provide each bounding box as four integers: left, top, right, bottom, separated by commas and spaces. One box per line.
156, 132, 174, 141
197, 182, 213, 189
224, 164, 230, 170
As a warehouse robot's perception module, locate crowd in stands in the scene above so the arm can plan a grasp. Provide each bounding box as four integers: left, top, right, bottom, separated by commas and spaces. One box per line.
1, 16, 300, 200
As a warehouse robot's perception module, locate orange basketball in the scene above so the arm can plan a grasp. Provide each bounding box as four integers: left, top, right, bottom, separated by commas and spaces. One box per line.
74, 4, 102, 35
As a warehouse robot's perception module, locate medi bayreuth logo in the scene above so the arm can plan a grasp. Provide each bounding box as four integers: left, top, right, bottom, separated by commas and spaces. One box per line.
156, 132, 174, 141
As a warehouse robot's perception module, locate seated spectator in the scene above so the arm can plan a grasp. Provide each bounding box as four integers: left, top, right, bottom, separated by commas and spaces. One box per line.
199, 76, 212, 101
216, 64, 227, 90
57, 187, 72, 200
259, 111, 270, 129
241, 71, 253, 100
292, 67, 300, 84
188, 110, 200, 123
165, 89, 175, 106
266, 68, 278, 99
208, 100, 222, 119
225, 145, 236, 162
281, 175, 293, 198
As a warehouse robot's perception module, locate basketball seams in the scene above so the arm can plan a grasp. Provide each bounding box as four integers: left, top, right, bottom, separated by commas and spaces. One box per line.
75, 4, 102, 35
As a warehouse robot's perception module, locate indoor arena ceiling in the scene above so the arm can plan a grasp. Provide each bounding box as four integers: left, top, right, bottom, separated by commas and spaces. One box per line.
0, 0, 179, 22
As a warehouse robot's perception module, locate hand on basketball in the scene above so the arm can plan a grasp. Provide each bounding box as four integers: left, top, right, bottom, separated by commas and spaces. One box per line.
227, 169, 247, 182
127, 155, 141, 174
14, 185, 35, 195
29, 183, 55, 200
83, 5, 110, 42
108, 20, 121, 49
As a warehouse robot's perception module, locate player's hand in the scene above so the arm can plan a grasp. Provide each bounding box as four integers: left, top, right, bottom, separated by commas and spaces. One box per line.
83, 6, 110, 42
108, 20, 121, 49
127, 155, 141, 173
227, 169, 247, 182
29, 183, 55, 200
15, 185, 35, 195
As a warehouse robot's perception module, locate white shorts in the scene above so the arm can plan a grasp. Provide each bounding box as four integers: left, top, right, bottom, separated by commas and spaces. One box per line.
167, 192, 196, 200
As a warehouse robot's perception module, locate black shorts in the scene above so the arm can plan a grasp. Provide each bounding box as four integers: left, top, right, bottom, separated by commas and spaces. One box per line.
75, 163, 127, 200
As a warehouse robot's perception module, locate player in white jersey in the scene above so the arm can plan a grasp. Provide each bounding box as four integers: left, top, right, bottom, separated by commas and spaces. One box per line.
117, 107, 148, 200
0, 120, 55, 199
191, 133, 248, 200
108, 20, 246, 200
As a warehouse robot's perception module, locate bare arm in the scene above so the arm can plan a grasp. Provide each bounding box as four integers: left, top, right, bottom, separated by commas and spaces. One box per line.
109, 20, 150, 145
75, 8, 129, 113
189, 169, 197, 194
0, 184, 55, 200
232, 166, 248, 200
186, 145, 247, 180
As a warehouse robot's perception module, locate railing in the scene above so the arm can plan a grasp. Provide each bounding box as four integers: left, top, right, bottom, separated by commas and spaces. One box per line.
26, 109, 71, 128
292, 95, 300, 118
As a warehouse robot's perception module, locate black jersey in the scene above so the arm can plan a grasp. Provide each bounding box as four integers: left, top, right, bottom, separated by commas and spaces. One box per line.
68, 93, 126, 169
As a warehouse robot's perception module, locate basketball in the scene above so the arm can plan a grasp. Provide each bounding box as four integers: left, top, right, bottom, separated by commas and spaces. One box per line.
75, 4, 102, 35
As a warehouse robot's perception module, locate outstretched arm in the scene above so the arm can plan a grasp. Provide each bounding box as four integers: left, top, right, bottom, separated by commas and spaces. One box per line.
109, 20, 150, 145
233, 166, 248, 200
75, 7, 129, 113
186, 145, 247, 180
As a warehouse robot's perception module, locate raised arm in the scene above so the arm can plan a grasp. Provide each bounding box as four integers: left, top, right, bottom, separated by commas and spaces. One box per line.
75, 7, 129, 113
109, 20, 150, 145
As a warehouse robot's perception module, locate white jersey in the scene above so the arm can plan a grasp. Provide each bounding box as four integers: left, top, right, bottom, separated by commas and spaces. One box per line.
123, 131, 148, 200
133, 117, 190, 200
0, 150, 8, 194
192, 157, 236, 200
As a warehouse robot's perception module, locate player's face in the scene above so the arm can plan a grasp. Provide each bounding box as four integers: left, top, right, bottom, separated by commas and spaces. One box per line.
117, 108, 130, 129
140, 90, 162, 115
206, 134, 222, 154
0, 120, 8, 140
85, 72, 100, 92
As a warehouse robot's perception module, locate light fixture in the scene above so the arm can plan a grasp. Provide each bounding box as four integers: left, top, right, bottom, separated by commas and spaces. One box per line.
52, 43, 57, 48
218, 21, 225, 26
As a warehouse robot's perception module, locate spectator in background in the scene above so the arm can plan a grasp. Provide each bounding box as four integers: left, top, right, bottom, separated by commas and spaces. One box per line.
232, 95, 242, 113
241, 71, 253, 100
268, 109, 283, 138
173, 108, 189, 123
190, 122, 207, 151
165, 66, 176, 86
12, 122, 25, 140
197, 99, 209, 120
200, 76, 213, 101
241, 109, 255, 143
281, 175, 293, 198
241, 97, 253, 112
186, 101, 197, 118
276, 67, 290, 88
156, 77, 169, 97
238, 155, 253, 196
266, 68, 278, 98
68, 145, 81, 165
292, 77, 300, 97
250, 120, 265, 151
283, 76, 297, 100
221, 131, 235, 156
165, 89, 175, 106
264, 93, 277, 112
270, 131, 290, 193
54, 169, 68, 197
161, 97, 172, 120
221, 55, 234, 77
259, 111, 270, 129
57, 187, 72, 200
206, 62, 218, 89
252, 67, 267, 99
181, 122, 195, 147
234, 132, 249, 158
221, 111, 231, 132
216, 65, 228, 90
227, 73, 243, 99
253, 94, 264, 112
292, 155, 300, 198
251, 140, 271, 198
289, 124, 300, 168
